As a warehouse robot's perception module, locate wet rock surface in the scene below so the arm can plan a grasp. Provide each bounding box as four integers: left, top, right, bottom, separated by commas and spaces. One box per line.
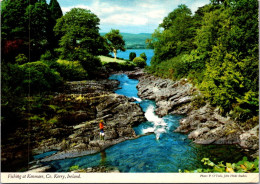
133, 71, 258, 156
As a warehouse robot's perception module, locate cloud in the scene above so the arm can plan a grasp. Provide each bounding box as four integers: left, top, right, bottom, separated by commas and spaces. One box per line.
102, 13, 149, 26
189, 0, 209, 13
60, 0, 210, 33
61, 5, 91, 14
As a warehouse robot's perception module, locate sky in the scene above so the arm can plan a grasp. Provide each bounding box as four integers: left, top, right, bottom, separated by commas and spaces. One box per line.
51, 0, 210, 34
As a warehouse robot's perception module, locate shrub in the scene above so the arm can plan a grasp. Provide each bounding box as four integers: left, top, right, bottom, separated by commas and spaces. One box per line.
69, 165, 79, 171
1, 63, 26, 130
148, 54, 186, 80
140, 52, 147, 61
19, 61, 63, 94
133, 57, 146, 68
129, 52, 136, 61
79, 54, 102, 78
56, 59, 88, 81
40, 50, 56, 62
103, 61, 135, 72
15, 54, 28, 64
182, 157, 259, 173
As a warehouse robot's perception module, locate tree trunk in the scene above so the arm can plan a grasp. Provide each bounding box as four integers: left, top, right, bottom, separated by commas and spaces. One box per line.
113, 48, 117, 60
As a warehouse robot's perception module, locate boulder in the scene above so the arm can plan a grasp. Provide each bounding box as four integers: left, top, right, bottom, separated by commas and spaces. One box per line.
239, 125, 259, 150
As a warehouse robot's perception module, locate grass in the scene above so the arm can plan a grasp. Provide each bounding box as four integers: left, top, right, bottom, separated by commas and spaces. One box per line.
98, 55, 127, 64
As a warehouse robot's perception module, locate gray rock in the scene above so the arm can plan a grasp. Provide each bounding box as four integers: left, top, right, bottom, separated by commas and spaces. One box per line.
188, 127, 210, 139
26, 165, 51, 172
239, 125, 259, 150
135, 72, 256, 153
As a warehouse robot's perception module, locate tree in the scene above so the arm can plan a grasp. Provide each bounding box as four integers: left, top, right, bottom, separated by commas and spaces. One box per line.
54, 8, 103, 60
129, 52, 136, 61
25, 1, 55, 61
49, 0, 63, 20
1, 0, 60, 62
151, 5, 195, 64
1, 0, 30, 62
160, 4, 192, 30
105, 29, 126, 60
48, 0, 63, 52
133, 57, 146, 68
140, 52, 147, 61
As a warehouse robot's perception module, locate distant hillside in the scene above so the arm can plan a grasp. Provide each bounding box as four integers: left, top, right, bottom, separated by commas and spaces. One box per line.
100, 32, 152, 49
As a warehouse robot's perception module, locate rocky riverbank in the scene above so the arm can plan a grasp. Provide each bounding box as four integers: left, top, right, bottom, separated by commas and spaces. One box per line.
128, 69, 258, 158
12, 79, 145, 172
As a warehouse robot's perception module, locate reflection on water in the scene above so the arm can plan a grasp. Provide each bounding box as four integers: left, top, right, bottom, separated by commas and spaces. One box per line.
44, 74, 246, 172
100, 151, 107, 166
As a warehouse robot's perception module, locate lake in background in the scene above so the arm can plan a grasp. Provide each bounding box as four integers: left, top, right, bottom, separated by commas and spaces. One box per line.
113, 49, 154, 66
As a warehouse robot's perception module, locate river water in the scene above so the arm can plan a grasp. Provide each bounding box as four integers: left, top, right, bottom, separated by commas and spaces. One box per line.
44, 74, 246, 172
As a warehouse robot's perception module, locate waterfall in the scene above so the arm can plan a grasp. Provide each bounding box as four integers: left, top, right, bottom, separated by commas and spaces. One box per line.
132, 97, 142, 102
143, 105, 168, 139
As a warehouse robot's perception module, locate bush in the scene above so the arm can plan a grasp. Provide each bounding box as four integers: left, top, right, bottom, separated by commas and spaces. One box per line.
15, 54, 28, 64
182, 157, 259, 173
140, 52, 147, 61
56, 59, 88, 81
19, 61, 63, 94
69, 165, 80, 171
133, 57, 146, 68
40, 50, 57, 62
148, 54, 186, 80
1, 63, 26, 131
129, 52, 136, 61
79, 54, 102, 78
103, 61, 135, 72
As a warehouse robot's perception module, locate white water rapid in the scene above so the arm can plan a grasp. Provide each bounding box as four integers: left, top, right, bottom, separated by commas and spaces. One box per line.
143, 105, 168, 140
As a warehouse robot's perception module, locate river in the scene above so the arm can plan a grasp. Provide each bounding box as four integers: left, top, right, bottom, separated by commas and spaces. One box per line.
43, 74, 246, 172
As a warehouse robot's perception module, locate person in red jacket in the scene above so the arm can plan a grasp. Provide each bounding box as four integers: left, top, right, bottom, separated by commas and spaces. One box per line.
99, 120, 105, 140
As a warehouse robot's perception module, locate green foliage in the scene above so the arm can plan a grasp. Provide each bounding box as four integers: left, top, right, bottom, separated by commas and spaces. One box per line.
105, 29, 126, 59
151, 4, 195, 63
40, 50, 57, 62
129, 52, 136, 61
103, 61, 135, 72
140, 52, 147, 61
101, 32, 152, 49
150, 0, 259, 121
182, 157, 259, 173
49, 0, 63, 20
54, 8, 105, 60
56, 59, 88, 81
15, 54, 28, 64
1, 63, 27, 130
79, 54, 102, 78
19, 61, 63, 94
1, 0, 62, 62
192, 94, 207, 110
149, 54, 188, 80
69, 165, 80, 171
25, 1, 55, 61
160, 4, 192, 29
133, 57, 146, 68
